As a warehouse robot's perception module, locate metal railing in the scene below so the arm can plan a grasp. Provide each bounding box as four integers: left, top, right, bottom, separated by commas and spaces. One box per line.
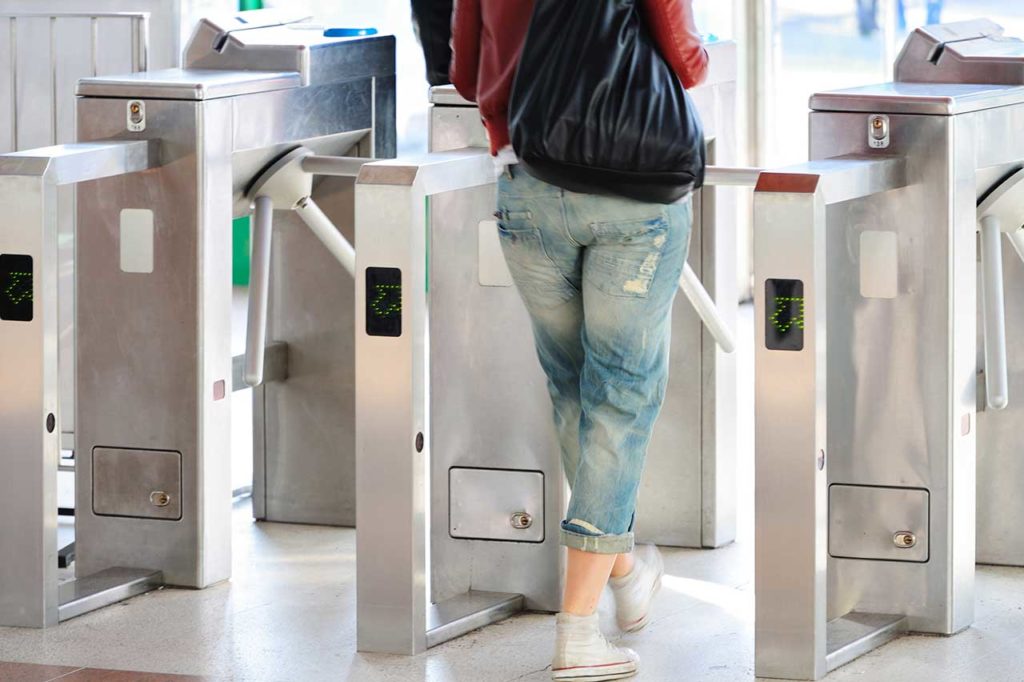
3, 12, 149, 151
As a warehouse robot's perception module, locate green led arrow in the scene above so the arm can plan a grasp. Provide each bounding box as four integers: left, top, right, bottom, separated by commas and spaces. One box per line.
4, 271, 32, 305
770, 296, 805, 333
371, 283, 401, 319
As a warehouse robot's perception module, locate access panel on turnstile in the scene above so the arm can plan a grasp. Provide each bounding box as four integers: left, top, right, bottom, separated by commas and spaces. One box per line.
0, 9, 395, 627
753, 19, 1024, 680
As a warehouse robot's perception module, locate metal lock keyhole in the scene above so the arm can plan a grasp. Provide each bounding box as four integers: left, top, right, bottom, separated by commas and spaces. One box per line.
868, 113, 890, 149
150, 491, 171, 508
893, 531, 917, 549
510, 512, 533, 530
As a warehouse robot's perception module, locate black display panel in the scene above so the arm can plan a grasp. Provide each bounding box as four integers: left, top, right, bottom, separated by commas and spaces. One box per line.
366, 267, 402, 337
0, 254, 33, 322
765, 279, 804, 351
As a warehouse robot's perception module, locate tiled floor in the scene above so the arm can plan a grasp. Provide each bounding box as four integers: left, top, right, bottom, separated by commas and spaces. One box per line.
1, 306, 1023, 681
0, 661, 207, 681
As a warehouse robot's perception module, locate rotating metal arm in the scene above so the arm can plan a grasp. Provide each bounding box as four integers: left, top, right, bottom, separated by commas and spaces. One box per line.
243, 147, 368, 387
976, 167, 1024, 410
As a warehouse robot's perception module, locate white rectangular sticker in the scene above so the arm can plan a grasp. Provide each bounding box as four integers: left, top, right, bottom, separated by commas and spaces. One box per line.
478, 220, 514, 287
120, 208, 154, 274
860, 230, 898, 299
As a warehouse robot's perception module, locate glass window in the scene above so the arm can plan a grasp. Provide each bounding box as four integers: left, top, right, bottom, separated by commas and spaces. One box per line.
765, 0, 1024, 167
897, 1, 1024, 37
766, 1, 889, 166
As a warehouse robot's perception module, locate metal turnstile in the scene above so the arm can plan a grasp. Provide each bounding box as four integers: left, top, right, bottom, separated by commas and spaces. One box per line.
752, 19, 1024, 680
0, 9, 395, 627
353, 49, 743, 653
890, 20, 1024, 568
2, 1, 235, 453
255, 39, 743, 542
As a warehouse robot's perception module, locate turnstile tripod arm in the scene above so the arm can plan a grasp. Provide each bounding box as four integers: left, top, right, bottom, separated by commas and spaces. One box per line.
679, 264, 736, 353
244, 196, 274, 388
1009, 228, 1024, 268
294, 196, 356, 277
980, 215, 1009, 410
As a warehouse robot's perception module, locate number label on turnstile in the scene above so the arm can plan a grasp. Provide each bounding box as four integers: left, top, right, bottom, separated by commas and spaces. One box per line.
0, 254, 33, 322
765, 279, 804, 351
366, 267, 402, 337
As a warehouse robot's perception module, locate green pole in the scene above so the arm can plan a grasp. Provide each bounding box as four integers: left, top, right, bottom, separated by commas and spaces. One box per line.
231, 0, 263, 286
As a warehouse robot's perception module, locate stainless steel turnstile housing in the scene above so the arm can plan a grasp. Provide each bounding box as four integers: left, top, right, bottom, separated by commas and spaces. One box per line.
753, 19, 1024, 680
0, 9, 395, 626
2, 1, 235, 450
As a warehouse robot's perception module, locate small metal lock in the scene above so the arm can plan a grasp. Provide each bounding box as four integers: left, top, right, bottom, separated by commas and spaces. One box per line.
127, 100, 146, 132
150, 491, 171, 508
510, 512, 533, 530
868, 114, 890, 149
893, 531, 917, 549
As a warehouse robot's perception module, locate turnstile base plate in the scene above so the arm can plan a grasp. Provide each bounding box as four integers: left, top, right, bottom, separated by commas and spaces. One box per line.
58, 567, 163, 622
826, 612, 908, 673
426, 591, 525, 649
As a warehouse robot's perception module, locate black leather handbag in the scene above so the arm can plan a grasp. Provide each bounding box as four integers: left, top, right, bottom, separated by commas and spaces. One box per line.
509, 0, 706, 204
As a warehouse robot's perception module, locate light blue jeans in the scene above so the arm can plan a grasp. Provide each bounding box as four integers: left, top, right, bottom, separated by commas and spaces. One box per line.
496, 166, 692, 554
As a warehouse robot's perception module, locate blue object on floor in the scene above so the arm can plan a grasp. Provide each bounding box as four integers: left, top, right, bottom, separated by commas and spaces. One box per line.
324, 28, 378, 38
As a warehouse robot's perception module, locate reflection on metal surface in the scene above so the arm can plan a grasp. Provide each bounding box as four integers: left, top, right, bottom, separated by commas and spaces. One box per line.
57, 567, 162, 622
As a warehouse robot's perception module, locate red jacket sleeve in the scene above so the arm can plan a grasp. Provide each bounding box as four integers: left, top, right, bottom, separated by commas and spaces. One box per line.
449, 0, 482, 102
642, 0, 709, 89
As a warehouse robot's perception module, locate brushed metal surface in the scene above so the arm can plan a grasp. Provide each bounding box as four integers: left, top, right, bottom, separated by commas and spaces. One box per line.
425, 592, 525, 649
57, 567, 162, 622
753, 155, 911, 679
448, 468, 544, 543
92, 448, 182, 520
895, 20, 1024, 85
0, 140, 154, 627
1, 0, 232, 456
810, 82, 1024, 116
825, 613, 908, 673
811, 111, 976, 637
76, 95, 233, 589
184, 13, 395, 88
355, 150, 517, 654
977, 167, 1024, 566
0, 174, 59, 627
77, 68, 301, 99
754, 187, 829, 681
829, 485, 929, 563
426, 184, 562, 611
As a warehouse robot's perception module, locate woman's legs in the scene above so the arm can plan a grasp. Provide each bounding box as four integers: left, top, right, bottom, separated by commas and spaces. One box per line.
563, 549, 619, 615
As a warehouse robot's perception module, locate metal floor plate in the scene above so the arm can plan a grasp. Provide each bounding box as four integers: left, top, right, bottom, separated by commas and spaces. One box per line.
58, 567, 162, 622
826, 612, 908, 672
426, 591, 525, 649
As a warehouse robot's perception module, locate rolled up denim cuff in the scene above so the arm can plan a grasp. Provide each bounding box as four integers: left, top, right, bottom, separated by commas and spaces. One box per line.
560, 521, 634, 555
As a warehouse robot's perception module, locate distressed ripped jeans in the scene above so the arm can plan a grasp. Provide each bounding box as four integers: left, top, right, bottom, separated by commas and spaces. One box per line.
496, 166, 692, 554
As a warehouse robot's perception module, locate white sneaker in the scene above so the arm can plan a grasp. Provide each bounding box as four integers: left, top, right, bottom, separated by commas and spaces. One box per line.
609, 544, 664, 632
552, 612, 639, 681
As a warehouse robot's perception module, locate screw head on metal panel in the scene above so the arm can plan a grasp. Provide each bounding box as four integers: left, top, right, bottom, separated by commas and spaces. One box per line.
150, 491, 171, 507
415, 432, 424, 453
510, 512, 533, 530
817, 450, 826, 471
46, 413, 55, 434
893, 531, 917, 548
